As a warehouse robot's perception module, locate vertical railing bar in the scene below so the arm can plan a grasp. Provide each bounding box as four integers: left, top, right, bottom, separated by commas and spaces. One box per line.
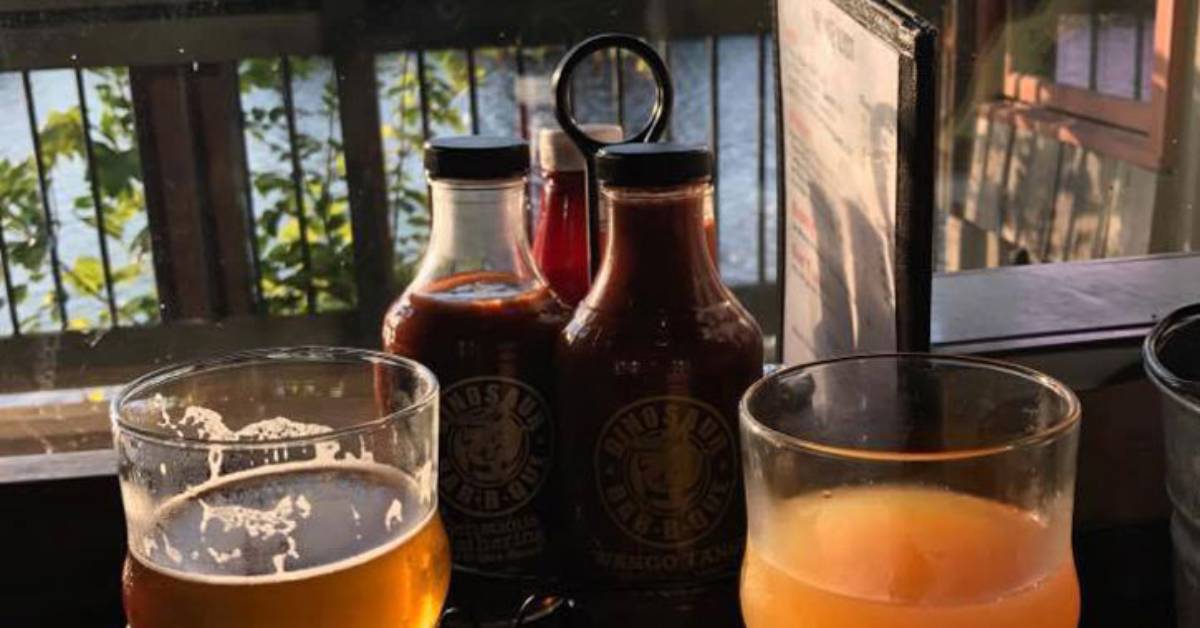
513, 44, 534, 236
232, 69, 266, 314
659, 39, 672, 141
708, 36, 721, 256
416, 50, 432, 140
279, 56, 318, 315
612, 48, 626, 130
0, 217, 19, 335
1133, 12, 1146, 101
756, 33, 768, 285
514, 44, 528, 138
1088, 11, 1100, 92
22, 70, 69, 329
466, 47, 481, 134
75, 68, 121, 325
415, 49, 436, 239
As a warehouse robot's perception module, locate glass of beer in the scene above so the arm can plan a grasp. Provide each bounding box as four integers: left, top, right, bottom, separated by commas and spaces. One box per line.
113, 347, 450, 628
739, 355, 1081, 628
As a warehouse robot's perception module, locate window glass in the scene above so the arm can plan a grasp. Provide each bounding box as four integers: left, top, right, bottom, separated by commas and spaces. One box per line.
933, 0, 1193, 271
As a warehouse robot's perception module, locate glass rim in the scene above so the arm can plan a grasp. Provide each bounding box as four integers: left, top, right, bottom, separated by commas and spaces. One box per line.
111, 346, 439, 449
739, 353, 1082, 463
1144, 302, 1200, 414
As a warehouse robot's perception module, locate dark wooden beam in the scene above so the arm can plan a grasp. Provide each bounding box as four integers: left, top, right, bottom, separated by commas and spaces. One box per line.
0, 312, 367, 394
0, 13, 325, 72
130, 65, 218, 321
335, 50, 396, 329
189, 62, 261, 317
0, 0, 769, 72
130, 63, 261, 321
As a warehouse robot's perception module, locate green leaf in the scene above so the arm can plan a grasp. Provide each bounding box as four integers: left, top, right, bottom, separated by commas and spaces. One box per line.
11, 284, 28, 306
65, 256, 105, 297
39, 109, 85, 168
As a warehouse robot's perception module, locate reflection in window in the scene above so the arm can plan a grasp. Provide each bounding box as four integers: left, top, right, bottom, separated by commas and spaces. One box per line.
939, 0, 1183, 273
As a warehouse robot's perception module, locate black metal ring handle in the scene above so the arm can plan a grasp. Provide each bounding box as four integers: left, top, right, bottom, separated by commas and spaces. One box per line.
551, 33, 674, 155
551, 33, 674, 278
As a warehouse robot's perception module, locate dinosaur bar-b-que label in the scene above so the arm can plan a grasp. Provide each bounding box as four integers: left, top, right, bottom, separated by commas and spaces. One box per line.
439, 377, 553, 566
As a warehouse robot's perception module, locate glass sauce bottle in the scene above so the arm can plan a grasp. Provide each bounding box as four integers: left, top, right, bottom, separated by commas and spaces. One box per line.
383, 136, 571, 623
532, 124, 623, 306
555, 144, 763, 626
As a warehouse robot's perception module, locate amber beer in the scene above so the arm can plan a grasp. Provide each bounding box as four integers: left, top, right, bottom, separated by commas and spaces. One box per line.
556, 144, 763, 625
123, 464, 450, 628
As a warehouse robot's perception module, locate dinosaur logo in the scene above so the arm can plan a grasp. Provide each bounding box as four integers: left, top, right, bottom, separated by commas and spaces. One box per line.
440, 377, 552, 517
595, 397, 736, 549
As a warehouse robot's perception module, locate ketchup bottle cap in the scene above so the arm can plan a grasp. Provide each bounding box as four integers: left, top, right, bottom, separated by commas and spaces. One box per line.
538, 124, 624, 172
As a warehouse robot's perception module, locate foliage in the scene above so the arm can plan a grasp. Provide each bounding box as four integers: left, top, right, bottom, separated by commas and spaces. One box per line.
0, 68, 157, 332
241, 52, 471, 315
380, 51, 472, 285
241, 57, 357, 315
0, 52, 474, 331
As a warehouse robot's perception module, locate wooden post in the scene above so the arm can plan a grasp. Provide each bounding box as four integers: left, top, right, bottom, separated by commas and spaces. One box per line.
189, 62, 261, 316
327, 0, 396, 330
131, 65, 218, 321
335, 52, 395, 328
130, 63, 260, 321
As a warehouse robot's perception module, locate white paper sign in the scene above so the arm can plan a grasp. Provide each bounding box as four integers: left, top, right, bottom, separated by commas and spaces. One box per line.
778, 0, 902, 365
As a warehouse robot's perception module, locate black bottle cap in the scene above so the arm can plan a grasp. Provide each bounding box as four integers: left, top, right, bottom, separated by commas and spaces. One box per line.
424, 136, 530, 180
596, 143, 713, 187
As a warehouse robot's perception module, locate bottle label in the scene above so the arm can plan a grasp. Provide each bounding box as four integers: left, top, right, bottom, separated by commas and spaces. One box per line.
440, 376, 553, 517
593, 396, 737, 550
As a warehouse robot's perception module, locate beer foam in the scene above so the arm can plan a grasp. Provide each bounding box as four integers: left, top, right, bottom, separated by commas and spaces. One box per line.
154, 404, 340, 484
207, 547, 243, 565
133, 461, 438, 586
384, 499, 404, 532
199, 494, 310, 545
157, 404, 334, 443
161, 533, 183, 565
414, 460, 434, 508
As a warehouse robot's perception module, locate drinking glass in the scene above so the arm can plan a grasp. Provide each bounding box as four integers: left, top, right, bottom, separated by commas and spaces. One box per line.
739, 354, 1081, 628
113, 347, 449, 628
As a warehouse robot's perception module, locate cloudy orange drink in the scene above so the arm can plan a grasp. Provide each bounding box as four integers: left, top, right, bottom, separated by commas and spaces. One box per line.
741, 485, 1078, 628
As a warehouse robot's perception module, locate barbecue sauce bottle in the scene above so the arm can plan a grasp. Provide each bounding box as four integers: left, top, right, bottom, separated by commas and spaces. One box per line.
383, 136, 571, 623
555, 144, 763, 626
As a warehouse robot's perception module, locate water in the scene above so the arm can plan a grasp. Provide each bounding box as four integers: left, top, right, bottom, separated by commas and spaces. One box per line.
0, 38, 778, 335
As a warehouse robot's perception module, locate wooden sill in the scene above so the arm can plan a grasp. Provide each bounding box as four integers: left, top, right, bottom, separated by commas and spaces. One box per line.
982, 100, 1162, 171
3, 253, 1197, 477
1004, 73, 1155, 135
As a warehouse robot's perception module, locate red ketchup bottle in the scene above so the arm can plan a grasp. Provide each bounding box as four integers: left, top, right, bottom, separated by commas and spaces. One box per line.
383, 136, 572, 623
555, 143, 763, 626
532, 124, 623, 306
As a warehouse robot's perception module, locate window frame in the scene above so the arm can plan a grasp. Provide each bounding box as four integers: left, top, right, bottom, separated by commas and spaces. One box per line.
1000, 0, 1183, 170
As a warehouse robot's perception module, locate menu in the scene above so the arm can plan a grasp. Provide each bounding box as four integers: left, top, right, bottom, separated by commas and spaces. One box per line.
775, 0, 935, 364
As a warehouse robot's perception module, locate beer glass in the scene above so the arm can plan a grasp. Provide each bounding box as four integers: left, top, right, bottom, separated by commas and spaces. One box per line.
113, 347, 449, 628
739, 355, 1081, 628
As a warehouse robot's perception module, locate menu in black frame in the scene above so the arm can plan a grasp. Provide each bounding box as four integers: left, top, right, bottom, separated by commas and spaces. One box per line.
775, 0, 936, 365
